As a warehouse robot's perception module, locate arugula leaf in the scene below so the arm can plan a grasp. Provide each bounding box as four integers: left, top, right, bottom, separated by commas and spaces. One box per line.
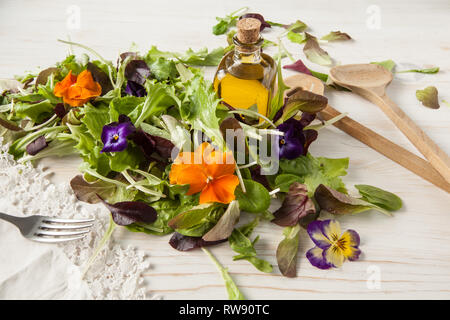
229, 228, 273, 273
212, 7, 249, 35
235, 179, 271, 213
279, 154, 348, 196
276, 224, 301, 277
202, 248, 245, 300
355, 184, 402, 211
416, 86, 440, 109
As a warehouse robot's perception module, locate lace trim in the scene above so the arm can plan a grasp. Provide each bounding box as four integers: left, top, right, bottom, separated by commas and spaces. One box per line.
0, 138, 152, 299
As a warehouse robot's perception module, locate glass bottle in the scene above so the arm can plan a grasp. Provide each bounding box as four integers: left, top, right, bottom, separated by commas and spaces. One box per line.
213, 18, 276, 118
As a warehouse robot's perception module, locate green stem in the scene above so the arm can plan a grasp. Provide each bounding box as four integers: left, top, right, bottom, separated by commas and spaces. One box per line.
230, 6, 249, 17
202, 248, 245, 300
82, 216, 116, 279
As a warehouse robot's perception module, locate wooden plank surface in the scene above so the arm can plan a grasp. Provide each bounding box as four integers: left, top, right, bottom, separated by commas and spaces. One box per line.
1, 0, 449, 299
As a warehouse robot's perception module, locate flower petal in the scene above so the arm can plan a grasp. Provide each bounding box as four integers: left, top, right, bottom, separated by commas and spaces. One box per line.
340, 229, 361, 261
307, 220, 331, 249
323, 245, 345, 268
54, 71, 77, 97
199, 174, 239, 204
76, 70, 102, 93
321, 219, 342, 242
174, 165, 208, 195
204, 149, 236, 178
306, 246, 333, 269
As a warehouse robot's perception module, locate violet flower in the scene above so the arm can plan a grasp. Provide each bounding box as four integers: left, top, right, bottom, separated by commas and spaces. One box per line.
306, 219, 361, 269
125, 80, 147, 97
100, 115, 136, 153
276, 117, 318, 160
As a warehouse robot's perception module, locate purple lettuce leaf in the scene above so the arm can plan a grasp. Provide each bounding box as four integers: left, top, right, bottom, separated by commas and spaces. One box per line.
97, 194, 157, 226
169, 232, 227, 251
26, 136, 48, 156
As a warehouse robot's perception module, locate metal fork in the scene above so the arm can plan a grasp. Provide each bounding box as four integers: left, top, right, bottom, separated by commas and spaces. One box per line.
0, 212, 94, 243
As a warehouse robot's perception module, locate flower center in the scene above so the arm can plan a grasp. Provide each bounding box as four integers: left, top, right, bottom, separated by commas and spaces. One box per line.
280, 139, 286, 145
112, 134, 119, 141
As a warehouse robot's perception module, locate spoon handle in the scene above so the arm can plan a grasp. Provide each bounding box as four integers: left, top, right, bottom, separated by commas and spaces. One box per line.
370, 93, 450, 184
321, 105, 450, 193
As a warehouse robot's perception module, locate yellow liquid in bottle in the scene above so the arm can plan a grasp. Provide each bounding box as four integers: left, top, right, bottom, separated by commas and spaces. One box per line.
214, 73, 269, 116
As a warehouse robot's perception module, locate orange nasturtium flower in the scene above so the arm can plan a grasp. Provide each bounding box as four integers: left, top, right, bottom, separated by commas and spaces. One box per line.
169, 142, 239, 205
54, 70, 102, 107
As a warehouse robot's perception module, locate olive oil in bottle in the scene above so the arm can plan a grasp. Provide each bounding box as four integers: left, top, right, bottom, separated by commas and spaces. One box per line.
213, 18, 276, 117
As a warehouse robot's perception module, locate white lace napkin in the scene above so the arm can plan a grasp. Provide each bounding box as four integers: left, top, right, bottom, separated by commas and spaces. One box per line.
0, 139, 151, 299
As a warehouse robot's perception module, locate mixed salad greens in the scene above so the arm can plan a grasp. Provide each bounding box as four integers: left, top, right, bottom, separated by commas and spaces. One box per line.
0, 10, 413, 300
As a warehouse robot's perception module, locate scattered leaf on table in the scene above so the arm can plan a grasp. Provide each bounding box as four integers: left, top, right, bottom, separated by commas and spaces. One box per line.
416, 86, 440, 109
276, 224, 301, 277
397, 67, 439, 74
303, 33, 332, 66
287, 31, 306, 44
272, 183, 316, 226
355, 184, 402, 211
371, 59, 396, 72
283, 59, 312, 75
314, 184, 392, 216
321, 31, 352, 41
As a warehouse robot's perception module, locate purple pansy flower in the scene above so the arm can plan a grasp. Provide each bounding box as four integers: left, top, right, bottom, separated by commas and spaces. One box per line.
306, 219, 361, 269
276, 117, 318, 159
100, 115, 136, 153
125, 80, 147, 97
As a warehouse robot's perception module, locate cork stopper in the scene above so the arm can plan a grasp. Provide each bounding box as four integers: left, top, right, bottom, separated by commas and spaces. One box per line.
236, 18, 261, 44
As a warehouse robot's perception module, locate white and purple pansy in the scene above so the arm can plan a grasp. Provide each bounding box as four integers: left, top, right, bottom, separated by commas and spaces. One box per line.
306, 219, 361, 269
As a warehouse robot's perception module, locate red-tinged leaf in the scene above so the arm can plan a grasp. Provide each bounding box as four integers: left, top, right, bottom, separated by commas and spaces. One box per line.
303, 33, 332, 66
283, 60, 312, 75
97, 194, 157, 226
25, 136, 48, 156
54, 103, 68, 119
272, 182, 316, 227
124, 60, 150, 85
169, 232, 226, 251
87, 62, 113, 95
321, 31, 352, 41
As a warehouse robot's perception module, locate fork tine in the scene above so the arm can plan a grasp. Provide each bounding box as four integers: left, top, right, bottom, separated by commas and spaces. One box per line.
36, 228, 90, 237
31, 234, 87, 243
39, 222, 93, 230
43, 217, 95, 224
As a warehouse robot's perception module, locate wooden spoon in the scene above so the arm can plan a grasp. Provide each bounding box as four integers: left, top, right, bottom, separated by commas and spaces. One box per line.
284, 73, 450, 193
329, 63, 450, 184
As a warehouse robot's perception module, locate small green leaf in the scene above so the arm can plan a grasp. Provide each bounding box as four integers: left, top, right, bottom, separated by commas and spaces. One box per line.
355, 184, 402, 211
371, 60, 396, 72
321, 31, 352, 41
235, 179, 271, 213
397, 67, 439, 74
416, 86, 440, 109
286, 31, 306, 44
303, 33, 332, 66
276, 224, 301, 277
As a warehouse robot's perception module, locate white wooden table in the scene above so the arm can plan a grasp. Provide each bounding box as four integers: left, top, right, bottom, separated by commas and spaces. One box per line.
1, 0, 449, 299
